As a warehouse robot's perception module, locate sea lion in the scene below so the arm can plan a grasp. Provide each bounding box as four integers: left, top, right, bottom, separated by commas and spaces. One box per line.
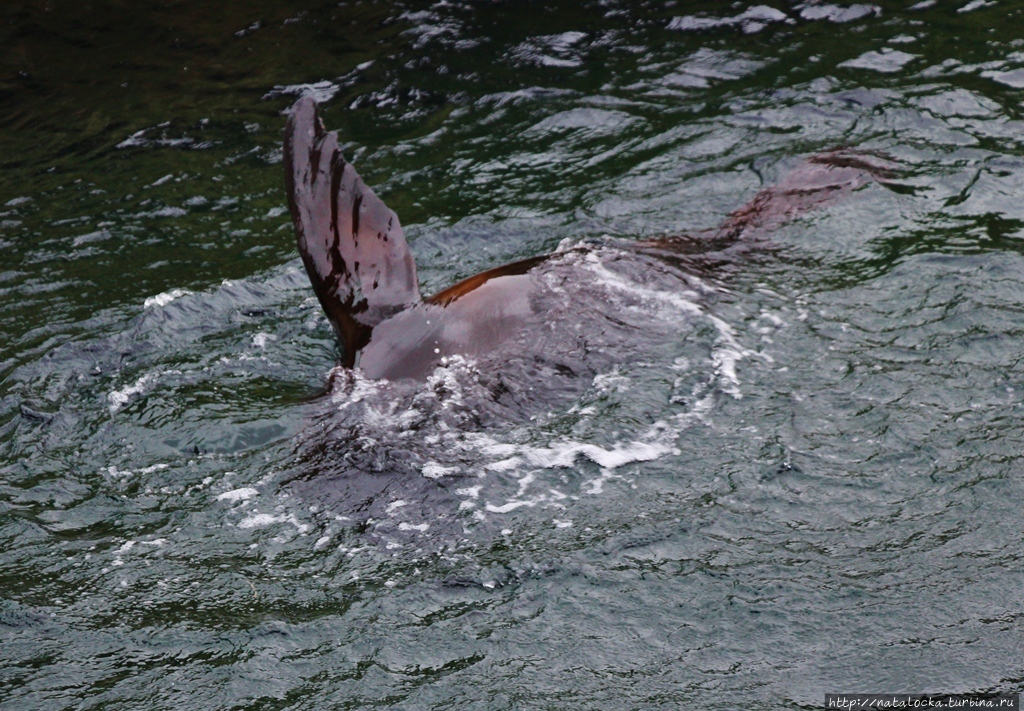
284, 96, 886, 382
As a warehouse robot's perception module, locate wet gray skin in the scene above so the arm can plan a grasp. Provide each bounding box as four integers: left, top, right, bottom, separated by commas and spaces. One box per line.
360, 274, 534, 381
285, 96, 885, 385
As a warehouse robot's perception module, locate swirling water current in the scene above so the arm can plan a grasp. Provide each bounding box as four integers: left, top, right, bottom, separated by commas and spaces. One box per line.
3, 1, 1024, 708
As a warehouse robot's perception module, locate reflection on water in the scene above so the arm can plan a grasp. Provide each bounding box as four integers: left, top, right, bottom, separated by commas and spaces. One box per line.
4, 1, 1024, 708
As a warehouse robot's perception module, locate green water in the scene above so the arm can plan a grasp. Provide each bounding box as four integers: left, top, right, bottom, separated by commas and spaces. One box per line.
4, 1, 1024, 708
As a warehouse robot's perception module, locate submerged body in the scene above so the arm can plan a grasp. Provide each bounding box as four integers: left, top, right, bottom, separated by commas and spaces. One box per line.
284, 97, 888, 383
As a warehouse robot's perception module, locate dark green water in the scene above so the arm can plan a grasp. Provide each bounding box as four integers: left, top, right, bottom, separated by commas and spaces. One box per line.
4, 1, 1024, 708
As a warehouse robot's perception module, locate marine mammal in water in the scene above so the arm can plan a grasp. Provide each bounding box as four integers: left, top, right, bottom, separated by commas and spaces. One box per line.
283, 96, 895, 528
284, 96, 887, 383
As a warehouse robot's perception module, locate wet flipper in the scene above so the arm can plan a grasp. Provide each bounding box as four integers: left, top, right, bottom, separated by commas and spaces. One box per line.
713, 149, 896, 241
284, 96, 421, 367
638, 150, 895, 264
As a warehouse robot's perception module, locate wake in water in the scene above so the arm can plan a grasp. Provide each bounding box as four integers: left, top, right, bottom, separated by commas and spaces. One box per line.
274, 98, 897, 544
285, 240, 739, 540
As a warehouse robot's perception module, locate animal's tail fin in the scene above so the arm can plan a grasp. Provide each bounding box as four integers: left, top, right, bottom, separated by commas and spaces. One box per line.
284, 96, 421, 366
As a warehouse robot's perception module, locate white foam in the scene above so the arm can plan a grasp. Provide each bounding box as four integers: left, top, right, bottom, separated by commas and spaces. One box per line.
582, 469, 625, 495
265, 80, 341, 105
414, 255, 754, 517
108, 373, 157, 413
455, 485, 482, 499
217, 487, 258, 503
314, 535, 332, 550
144, 288, 190, 309
580, 252, 752, 397
398, 522, 430, 532
116, 129, 148, 149
520, 440, 673, 470
315, 246, 759, 527
463, 387, 723, 517
707, 315, 753, 398
474, 438, 518, 458
469, 432, 679, 514
238, 513, 287, 529
486, 500, 538, 514
422, 461, 459, 479
104, 463, 168, 479
593, 370, 630, 393
486, 457, 522, 472
252, 332, 276, 348
580, 252, 705, 317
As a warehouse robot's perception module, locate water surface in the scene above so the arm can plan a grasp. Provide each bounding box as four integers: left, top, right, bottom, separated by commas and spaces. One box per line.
4, 1, 1024, 708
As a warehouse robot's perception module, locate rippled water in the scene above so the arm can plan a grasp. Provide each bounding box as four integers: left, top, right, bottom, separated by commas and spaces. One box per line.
4, 1, 1024, 708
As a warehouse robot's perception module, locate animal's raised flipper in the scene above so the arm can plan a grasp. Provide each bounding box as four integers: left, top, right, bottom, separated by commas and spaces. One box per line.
285, 96, 421, 366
